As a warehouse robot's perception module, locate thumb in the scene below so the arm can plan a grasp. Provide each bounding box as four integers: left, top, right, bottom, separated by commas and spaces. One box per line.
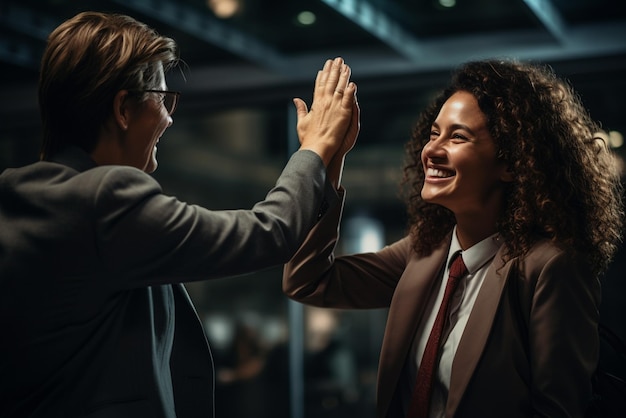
293, 98, 308, 120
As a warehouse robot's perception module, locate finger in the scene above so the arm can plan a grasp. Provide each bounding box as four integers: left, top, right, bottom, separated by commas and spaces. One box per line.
335, 65, 351, 97
341, 81, 357, 109
351, 84, 360, 124
351, 97, 361, 138
312, 60, 333, 107
347, 90, 361, 148
315, 59, 333, 92
324, 57, 344, 95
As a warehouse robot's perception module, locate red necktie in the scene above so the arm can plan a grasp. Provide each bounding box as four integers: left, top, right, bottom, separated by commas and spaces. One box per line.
407, 253, 468, 418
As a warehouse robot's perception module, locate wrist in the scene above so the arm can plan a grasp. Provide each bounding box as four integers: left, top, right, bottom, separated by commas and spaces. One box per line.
327, 154, 346, 190
299, 144, 335, 167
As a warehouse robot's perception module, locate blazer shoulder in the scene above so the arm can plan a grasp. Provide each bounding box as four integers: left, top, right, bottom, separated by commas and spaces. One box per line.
523, 239, 568, 264
511, 239, 592, 284
80, 166, 163, 210
86, 165, 160, 187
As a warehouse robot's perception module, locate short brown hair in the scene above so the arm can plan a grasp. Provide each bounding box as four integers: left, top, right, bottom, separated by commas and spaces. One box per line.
39, 11, 179, 159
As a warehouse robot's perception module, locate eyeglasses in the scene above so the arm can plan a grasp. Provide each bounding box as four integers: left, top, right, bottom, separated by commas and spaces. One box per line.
129, 89, 181, 115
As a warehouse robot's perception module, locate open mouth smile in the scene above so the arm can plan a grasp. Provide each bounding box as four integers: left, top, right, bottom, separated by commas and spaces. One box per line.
426, 167, 454, 178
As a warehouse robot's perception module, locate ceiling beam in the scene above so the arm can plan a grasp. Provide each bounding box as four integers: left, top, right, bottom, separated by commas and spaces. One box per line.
321, 0, 425, 62
111, 0, 291, 73
1, 1, 625, 108
167, 19, 626, 94
522, 0, 567, 42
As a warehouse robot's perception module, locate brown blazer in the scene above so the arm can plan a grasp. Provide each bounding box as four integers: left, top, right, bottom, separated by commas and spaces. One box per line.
283, 190, 600, 418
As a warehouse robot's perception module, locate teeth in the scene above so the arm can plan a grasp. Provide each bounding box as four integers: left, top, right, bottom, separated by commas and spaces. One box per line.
427, 168, 453, 178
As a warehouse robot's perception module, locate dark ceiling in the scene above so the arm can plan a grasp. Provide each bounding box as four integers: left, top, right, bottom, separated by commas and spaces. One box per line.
2, 0, 625, 90
1, 0, 625, 224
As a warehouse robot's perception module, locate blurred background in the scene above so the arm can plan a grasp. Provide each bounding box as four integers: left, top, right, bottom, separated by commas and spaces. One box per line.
1, 0, 625, 417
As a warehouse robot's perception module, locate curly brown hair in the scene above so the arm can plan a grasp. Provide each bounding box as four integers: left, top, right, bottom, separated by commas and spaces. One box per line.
401, 59, 623, 276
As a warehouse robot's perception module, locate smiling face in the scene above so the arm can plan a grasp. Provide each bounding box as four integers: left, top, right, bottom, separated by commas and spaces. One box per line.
121, 64, 173, 173
421, 90, 511, 219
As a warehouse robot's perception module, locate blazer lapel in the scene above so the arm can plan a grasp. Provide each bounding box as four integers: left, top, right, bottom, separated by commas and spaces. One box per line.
446, 247, 514, 416
377, 239, 450, 417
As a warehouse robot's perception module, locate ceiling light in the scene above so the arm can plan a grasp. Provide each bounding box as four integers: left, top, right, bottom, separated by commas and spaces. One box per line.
438, 0, 456, 8
207, 0, 241, 19
296, 11, 317, 26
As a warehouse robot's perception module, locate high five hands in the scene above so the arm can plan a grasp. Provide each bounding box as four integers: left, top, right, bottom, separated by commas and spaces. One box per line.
294, 57, 360, 178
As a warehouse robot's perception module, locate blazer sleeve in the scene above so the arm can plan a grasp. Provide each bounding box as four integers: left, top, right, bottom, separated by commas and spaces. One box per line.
283, 187, 412, 309
521, 246, 600, 417
90, 149, 338, 284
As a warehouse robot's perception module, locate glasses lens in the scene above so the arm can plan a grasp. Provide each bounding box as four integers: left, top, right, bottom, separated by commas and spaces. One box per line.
165, 92, 178, 115
137, 90, 178, 115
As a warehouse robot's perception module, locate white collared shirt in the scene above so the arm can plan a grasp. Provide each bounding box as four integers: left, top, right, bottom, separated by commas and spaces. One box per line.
402, 226, 503, 417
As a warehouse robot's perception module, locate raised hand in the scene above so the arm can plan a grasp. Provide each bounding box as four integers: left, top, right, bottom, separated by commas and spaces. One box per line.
294, 57, 358, 167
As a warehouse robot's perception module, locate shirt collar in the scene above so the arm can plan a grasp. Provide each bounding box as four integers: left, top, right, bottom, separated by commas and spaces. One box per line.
448, 225, 503, 275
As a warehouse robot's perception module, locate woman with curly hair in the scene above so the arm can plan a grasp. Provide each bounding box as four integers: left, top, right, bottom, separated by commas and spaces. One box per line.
283, 59, 624, 418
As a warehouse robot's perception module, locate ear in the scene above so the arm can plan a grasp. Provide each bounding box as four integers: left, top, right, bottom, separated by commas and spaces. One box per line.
112, 90, 132, 131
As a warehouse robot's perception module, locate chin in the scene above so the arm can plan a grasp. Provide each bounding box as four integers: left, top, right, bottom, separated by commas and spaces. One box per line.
421, 192, 449, 209
142, 157, 158, 173
146, 163, 158, 173
145, 149, 158, 173
420, 189, 437, 203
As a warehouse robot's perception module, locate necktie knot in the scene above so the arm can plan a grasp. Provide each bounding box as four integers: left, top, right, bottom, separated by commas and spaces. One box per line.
448, 253, 468, 281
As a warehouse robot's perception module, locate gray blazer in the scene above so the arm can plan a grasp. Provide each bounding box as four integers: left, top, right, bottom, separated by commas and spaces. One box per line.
284, 190, 600, 418
0, 146, 337, 418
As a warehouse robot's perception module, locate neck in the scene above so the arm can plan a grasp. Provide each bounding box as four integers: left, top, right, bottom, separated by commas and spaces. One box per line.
90, 121, 125, 166
90, 139, 123, 166
454, 214, 499, 250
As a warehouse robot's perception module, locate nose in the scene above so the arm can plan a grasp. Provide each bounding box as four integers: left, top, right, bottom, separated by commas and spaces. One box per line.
167, 114, 173, 127
422, 136, 445, 161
